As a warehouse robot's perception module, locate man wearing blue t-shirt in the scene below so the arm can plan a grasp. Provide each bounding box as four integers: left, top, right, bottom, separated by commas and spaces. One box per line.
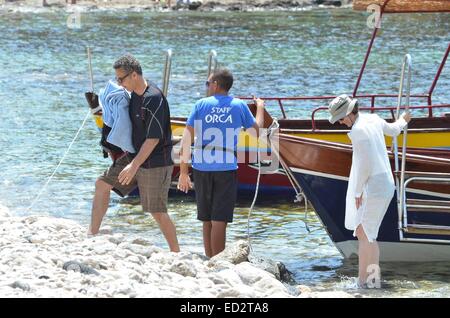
177, 68, 265, 257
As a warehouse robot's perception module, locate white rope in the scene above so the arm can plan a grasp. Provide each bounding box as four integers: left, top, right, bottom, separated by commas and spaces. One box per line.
26, 109, 91, 212
247, 137, 261, 253
275, 146, 311, 233
246, 119, 312, 247
246, 121, 280, 251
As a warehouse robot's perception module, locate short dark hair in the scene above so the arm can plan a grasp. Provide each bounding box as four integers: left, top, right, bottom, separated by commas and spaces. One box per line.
113, 54, 142, 75
211, 68, 233, 92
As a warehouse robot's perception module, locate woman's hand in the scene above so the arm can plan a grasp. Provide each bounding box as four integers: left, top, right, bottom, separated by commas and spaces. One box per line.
402, 111, 411, 123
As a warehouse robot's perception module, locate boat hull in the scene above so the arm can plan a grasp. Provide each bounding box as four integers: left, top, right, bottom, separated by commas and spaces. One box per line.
278, 134, 450, 261
337, 240, 450, 262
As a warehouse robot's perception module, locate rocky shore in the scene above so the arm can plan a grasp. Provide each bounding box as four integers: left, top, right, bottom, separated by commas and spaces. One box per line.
0, 0, 352, 12
0, 203, 355, 298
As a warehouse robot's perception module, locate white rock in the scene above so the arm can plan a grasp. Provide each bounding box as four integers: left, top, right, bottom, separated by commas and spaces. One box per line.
148, 250, 177, 265
174, 277, 202, 296
210, 239, 249, 265
130, 237, 153, 246
0, 203, 10, 217
206, 259, 234, 271
216, 287, 243, 297
234, 262, 267, 285
90, 242, 117, 255
253, 276, 291, 297
126, 255, 144, 265
113, 247, 132, 259
120, 243, 156, 258
179, 251, 208, 262
108, 233, 125, 245
168, 260, 197, 277
28, 234, 48, 244
215, 268, 243, 287
204, 273, 227, 286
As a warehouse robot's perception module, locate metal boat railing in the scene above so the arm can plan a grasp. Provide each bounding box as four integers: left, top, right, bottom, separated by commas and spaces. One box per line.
390, 54, 450, 243
162, 49, 172, 97
308, 104, 450, 131
238, 95, 449, 128
206, 50, 218, 96
395, 54, 412, 232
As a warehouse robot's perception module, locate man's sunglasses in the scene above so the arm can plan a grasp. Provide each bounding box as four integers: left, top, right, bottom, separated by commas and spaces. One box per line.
116, 72, 131, 84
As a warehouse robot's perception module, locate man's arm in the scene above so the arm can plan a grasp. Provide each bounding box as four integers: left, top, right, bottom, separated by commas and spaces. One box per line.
118, 138, 159, 185
247, 98, 265, 138
131, 138, 159, 167
177, 125, 194, 193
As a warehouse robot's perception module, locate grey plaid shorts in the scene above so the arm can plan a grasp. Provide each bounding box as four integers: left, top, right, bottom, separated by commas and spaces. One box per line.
99, 155, 173, 213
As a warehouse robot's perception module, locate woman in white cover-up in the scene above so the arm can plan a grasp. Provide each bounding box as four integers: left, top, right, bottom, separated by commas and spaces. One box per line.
328, 94, 411, 288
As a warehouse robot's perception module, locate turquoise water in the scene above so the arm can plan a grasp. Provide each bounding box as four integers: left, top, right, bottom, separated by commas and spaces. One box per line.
0, 8, 449, 297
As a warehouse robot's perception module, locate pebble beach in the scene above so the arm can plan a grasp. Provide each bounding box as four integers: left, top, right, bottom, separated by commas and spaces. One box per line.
0, 203, 357, 298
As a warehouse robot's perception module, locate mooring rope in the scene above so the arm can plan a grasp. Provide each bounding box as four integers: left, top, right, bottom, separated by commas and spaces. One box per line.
246, 119, 311, 251
247, 135, 262, 253
26, 109, 92, 212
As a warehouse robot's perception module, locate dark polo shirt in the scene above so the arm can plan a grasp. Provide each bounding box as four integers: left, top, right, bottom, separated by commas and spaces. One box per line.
128, 82, 173, 168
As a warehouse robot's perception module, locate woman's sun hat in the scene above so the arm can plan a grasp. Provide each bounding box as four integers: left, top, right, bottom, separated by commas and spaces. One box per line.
328, 94, 358, 124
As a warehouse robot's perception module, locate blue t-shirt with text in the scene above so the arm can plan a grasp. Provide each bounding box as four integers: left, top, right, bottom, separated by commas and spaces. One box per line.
186, 95, 256, 171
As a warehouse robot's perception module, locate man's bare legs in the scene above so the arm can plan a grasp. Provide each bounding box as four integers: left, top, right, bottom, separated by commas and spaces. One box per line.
151, 212, 180, 252
202, 220, 227, 258
211, 221, 227, 256
203, 221, 212, 257
88, 179, 113, 235
89, 180, 180, 253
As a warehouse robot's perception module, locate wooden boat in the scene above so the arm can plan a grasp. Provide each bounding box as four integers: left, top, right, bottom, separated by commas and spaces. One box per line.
276, 132, 450, 261
353, 0, 450, 13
